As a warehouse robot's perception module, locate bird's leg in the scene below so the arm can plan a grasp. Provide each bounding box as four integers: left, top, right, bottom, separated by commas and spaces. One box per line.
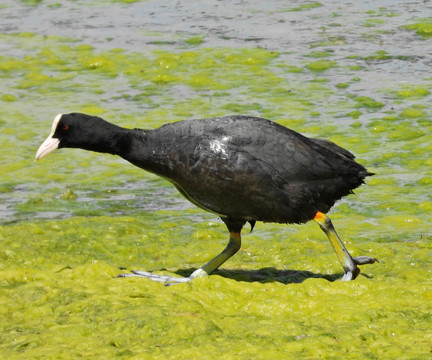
188, 230, 241, 280
313, 211, 377, 281
116, 219, 244, 285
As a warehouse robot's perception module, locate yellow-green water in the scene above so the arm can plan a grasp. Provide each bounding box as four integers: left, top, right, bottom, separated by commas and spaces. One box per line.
1, 1, 432, 359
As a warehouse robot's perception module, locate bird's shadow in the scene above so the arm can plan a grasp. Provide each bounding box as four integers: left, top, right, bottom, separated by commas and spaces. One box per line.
174, 267, 344, 284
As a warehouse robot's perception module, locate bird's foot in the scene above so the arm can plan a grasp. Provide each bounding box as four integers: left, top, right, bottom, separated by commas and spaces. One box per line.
341, 256, 379, 281
353, 256, 379, 265
115, 268, 209, 286
116, 270, 191, 284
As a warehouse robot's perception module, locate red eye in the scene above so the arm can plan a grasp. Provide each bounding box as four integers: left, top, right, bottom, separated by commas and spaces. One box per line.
62, 124, 69, 131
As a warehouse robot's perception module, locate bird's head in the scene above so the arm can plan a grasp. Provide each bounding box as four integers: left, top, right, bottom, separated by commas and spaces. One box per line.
35, 113, 112, 160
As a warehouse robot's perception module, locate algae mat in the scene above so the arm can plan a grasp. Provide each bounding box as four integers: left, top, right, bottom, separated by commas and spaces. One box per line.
1, 1, 432, 359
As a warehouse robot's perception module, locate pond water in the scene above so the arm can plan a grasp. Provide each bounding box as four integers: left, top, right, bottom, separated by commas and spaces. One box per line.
0, 0, 431, 359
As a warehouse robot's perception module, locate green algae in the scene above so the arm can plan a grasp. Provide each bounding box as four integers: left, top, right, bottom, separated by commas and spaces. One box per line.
185, 35, 205, 46
305, 60, 336, 72
388, 85, 431, 100
19, 0, 42, 5
304, 50, 333, 58
351, 50, 412, 62
309, 35, 346, 48
0, 20, 431, 360
363, 18, 386, 27
59, 188, 77, 200
335, 82, 349, 89
346, 110, 362, 119
400, 106, 426, 119
403, 22, 432, 38
353, 96, 384, 109
365, 7, 400, 18
0, 94, 18, 102
278, 2, 322, 12
1, 216, 432, 359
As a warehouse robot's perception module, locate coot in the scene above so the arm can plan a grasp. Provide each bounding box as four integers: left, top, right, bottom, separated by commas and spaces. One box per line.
36, 113, 377, 283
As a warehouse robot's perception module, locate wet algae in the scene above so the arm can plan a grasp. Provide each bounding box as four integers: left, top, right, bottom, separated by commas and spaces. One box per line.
0, 17, 432, 360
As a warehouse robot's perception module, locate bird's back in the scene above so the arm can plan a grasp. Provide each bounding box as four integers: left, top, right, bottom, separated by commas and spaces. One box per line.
131, 116, 370, 223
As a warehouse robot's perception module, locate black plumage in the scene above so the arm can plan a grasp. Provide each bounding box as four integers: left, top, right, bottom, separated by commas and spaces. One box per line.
36, 113, 377, 283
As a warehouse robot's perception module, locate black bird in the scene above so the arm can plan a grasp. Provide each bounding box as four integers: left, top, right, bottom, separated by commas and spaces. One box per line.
36, 113, 377, 283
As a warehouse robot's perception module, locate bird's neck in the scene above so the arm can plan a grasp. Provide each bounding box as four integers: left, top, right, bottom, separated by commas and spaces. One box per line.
115, 128, 166, 175
88, 123, 175, 179
78, 122, 133, 156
